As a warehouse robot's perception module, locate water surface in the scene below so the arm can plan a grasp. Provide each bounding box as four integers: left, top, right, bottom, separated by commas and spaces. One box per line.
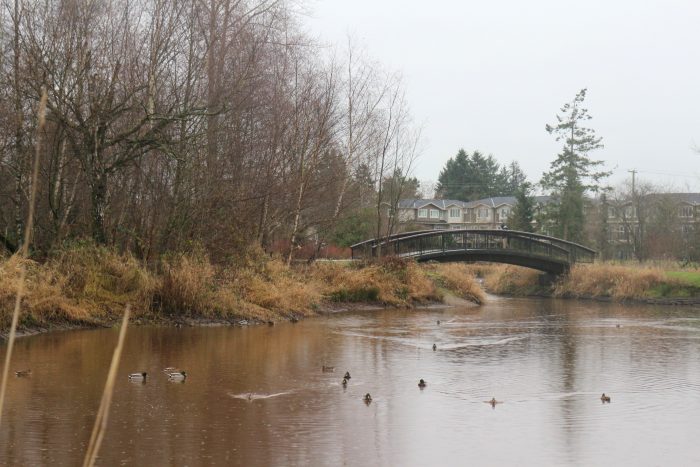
2, 296, 700, 465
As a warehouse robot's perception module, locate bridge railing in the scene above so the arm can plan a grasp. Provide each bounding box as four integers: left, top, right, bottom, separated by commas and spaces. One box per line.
351, 229, 596, 266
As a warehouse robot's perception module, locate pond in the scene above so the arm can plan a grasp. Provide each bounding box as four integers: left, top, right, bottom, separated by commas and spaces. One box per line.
2, 295, 700, 465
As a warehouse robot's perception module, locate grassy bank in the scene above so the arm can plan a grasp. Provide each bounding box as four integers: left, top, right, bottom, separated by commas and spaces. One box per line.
474, 262, 700, 301
0, 245, 483, 335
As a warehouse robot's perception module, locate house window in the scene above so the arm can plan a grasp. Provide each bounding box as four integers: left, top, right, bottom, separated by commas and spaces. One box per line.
477, 208, 489, 219
430, 209, 440, 219
624, 206, 636, 218
501, 208, 510, 218
679, 206, 693, 218
449, 208, 461, 218
418, 208, 428, 218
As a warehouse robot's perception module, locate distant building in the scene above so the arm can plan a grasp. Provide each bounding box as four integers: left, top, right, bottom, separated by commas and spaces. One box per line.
397, 196, 551, 231
397, 193, 700, 261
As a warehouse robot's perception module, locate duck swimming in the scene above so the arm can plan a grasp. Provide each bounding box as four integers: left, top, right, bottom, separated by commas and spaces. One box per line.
15, 369, 31, 377
168, 371, 187, 381
342, 377, 348, 387
344, 371, 351, 380
432, 344, 437, 351
418, 379, 427, 388
363, 393, 372, 404
128, 372, 147, 381
600, 393, 611, 403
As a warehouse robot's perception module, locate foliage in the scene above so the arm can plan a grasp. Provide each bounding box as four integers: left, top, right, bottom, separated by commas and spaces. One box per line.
328, 208, 376, 247
509, 182, 535, 232
540, 89, 609, 242
436, 149, 526, 201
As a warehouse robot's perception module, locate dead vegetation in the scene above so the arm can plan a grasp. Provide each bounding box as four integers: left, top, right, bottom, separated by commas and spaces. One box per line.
0, 246, 485, 334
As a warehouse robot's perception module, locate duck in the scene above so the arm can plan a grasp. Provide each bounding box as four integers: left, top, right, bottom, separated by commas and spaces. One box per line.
344, 371, 351, 380
489, 397, 500, 407
432, 344, 437, 351
342, 377, 348, 387
167, 371, 187, 381
128, 372, 147, 381
15, 369, 31, 377
322, 365, 335, 373
418, 379, 427, 388
437, 320, 441, 325
600, 393, 611, 403
363, 393, 372, 404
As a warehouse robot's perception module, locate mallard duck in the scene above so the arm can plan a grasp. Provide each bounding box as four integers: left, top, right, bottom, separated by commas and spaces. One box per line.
418, 379, 427, 388
432, 344, 437, 351
322, 365, 335, 373
600, 393, 611, 403
363, 393, 372, 403
168, 371, 187, 381
342, 377, 348, 387
128, 372, 147, 381
344, 371, 351, 380
15, 369, 31, 377
488, 397, 501, 407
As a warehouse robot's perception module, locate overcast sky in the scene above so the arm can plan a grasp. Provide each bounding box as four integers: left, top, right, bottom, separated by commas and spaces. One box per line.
305, 0, 700, 194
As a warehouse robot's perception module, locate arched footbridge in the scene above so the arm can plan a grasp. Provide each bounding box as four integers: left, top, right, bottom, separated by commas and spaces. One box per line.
351, 230, 596, 275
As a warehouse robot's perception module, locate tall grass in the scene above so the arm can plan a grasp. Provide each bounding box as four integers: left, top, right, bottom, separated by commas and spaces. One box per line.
428, 263, 485, 304
83, 307, 130, 467
0, 90, 47, 428
553, 264, 680, 299
482, 265, 542, 295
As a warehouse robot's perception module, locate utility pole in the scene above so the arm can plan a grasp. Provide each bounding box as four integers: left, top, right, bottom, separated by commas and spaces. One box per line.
628, 168, 639, 260
628, 169, 637, 196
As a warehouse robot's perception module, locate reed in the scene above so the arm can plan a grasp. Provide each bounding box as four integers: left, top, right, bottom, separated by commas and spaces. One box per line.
430, 263, 486, 304
553, 263, 675, 299
0, 89, 47, 428
83, 306, 130, 467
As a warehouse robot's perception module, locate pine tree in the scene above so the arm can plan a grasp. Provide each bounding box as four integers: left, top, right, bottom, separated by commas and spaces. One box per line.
541, 89, 609, 242
436, 149, 521, 201
509, 182, 535, 232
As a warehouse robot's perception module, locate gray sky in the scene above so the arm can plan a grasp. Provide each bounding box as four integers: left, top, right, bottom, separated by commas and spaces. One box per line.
306, 0, 700, 193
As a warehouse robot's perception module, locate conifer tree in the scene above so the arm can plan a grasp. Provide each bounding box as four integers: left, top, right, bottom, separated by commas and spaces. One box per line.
541, 89, 609, 242
509, 182, 535, 232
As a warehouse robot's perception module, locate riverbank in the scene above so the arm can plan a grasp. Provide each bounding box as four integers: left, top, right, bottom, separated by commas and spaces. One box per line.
0, 244, 483, 337
474, 262, 700, 304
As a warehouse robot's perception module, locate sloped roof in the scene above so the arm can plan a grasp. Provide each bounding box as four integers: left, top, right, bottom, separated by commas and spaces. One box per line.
399, 195, 554, 210
397, 199, 468, 209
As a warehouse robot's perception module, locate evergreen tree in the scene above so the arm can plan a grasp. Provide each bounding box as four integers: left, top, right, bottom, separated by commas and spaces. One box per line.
496, 161, 528, 196
436, 149, 517, 201
541, 89, 609, 242
509, 182, 535, 232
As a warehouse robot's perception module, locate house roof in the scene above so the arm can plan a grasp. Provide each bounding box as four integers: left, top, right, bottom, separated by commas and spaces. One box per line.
397, 199, 467, 209
600, 193, 700, 206
399, 195, 553, 209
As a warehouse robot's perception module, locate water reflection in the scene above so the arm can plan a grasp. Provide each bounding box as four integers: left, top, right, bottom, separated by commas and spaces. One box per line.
1, 296, 700, 465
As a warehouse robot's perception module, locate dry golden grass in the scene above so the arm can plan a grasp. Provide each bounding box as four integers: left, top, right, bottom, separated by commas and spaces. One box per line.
482, 264, 542, 295
429, 263, 485, 304
553, 263, 676, 299
0, 255, 96, 329
1, 246, 490, 334
157, 253, 216, 316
